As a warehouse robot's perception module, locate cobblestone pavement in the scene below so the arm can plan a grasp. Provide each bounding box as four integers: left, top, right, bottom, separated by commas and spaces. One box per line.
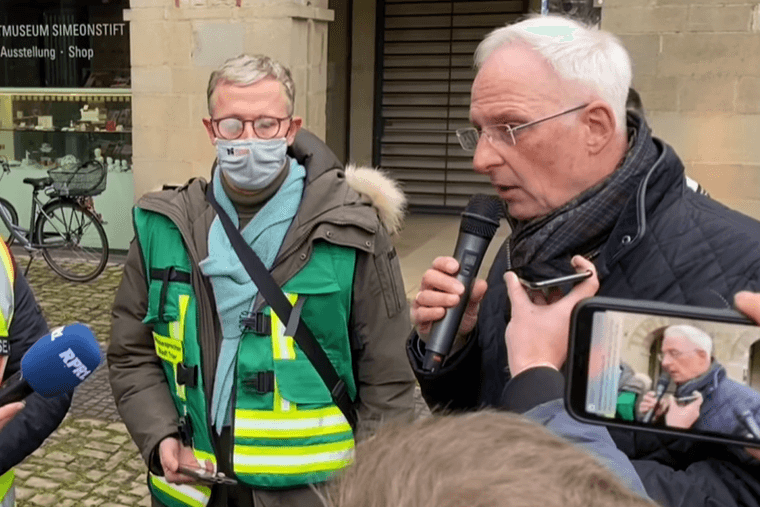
15, 257, 150, 507
12, 253, 430, 506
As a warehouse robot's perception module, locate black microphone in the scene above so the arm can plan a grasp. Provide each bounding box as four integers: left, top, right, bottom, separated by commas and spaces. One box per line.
642, 372, 671, 424
735, 407, 760, 440
422, 194, 503, 373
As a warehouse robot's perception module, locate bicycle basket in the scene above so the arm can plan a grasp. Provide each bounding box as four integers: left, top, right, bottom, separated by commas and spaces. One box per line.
48, 160, 107, 197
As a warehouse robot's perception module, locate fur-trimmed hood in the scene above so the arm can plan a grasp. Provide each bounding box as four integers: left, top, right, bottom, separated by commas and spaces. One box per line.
345, 165, 406, 235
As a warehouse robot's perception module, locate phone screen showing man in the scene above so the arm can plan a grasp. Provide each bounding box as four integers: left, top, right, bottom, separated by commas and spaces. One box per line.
582, 308, 760, 442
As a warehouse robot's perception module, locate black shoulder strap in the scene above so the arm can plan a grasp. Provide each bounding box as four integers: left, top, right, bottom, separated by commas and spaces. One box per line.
205, 183, 357, 429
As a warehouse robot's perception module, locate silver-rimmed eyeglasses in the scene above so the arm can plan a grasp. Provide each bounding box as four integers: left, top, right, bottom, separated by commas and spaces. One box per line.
212, 116, 291, 140
657, 349, 700, 362
455, 103, 589, 151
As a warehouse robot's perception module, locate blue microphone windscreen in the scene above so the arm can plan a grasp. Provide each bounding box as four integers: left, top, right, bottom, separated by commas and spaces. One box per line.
21, 323, 102, 398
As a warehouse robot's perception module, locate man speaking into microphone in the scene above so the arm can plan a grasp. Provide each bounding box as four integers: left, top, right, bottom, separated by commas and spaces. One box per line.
407, 14, 760, 507
0, 239, 72, 505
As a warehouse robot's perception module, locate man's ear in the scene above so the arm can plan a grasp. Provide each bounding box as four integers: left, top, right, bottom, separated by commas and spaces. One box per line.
286, 116, 303, 145
582, 100, 617, 155
202, 118, 217, 145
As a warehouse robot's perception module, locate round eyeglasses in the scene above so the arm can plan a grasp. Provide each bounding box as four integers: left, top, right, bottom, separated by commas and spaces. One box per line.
455, 104, 588, 151
212, 116, 291, 140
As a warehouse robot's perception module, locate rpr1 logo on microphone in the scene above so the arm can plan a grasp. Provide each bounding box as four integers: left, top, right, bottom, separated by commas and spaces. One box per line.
58, 348, 91, 381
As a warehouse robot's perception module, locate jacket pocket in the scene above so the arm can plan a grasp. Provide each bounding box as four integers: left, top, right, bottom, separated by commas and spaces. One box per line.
269, 287, 342, 407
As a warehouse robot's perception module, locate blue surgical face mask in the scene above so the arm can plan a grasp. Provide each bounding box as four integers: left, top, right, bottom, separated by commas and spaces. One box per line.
215, 137, 288, 190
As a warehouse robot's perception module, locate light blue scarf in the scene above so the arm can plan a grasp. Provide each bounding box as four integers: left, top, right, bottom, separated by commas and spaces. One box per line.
199, 158, 305, 433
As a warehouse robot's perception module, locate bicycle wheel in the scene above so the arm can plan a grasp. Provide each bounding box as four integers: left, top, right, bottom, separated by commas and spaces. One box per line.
35, 200, 109, 282
0, 198, 18, 246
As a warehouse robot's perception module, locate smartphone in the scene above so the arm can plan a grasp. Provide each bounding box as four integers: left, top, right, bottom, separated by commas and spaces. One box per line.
177, 465, 238, 486
511, 265, 592, 291
675, 393, 701, 406
566, 296, 760, 448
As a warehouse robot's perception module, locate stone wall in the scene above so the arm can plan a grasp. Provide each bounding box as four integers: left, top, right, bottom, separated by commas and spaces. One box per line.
126, 0, 333, 200
602, 0, 760, 220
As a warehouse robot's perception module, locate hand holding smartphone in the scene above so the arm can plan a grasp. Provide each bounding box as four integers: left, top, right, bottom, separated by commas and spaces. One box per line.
510, 264, 593, 300
566, 297, 760, 448
177, 465, 238, 486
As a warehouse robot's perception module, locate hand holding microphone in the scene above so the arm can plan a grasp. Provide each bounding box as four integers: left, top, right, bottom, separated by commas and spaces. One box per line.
640, 372, 671, 424
0, 323, 101, 407
413, 195, 503, 373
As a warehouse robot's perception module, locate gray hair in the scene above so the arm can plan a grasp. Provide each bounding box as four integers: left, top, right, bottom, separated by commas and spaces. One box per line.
664, 325, 714, 357
474, 14, 632, 133
206, 54, 296, 116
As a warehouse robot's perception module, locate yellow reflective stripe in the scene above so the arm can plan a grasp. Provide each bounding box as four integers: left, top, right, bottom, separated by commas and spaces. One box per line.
235, 439, 353, 457
0, 312, 8, 339
236, 413, 350, 439
271, 293, 297, 360
237, 405, 345, 420
0, 241, 14, 337
0, 241, 14, 283
0, 469, 13, 496
170, 295, 190, 401
234, 440, 354, 474
150, 475, 210, 507
272, 382, 292, 413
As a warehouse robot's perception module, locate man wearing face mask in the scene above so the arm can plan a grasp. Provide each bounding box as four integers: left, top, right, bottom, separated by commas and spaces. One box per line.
107, 54, 415, 507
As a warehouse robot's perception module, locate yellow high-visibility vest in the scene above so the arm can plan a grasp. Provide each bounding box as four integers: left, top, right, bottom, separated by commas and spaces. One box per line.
0, 240, 16, 506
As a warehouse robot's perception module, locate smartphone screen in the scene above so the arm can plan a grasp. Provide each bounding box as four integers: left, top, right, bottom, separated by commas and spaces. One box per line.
567, 297, 760, 448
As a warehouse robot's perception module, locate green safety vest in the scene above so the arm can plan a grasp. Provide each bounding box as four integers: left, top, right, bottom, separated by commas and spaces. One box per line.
0, 240, 15, 507
134, 207, 357, 507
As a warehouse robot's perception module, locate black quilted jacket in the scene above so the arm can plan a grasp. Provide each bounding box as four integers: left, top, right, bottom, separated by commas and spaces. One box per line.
413, 122, 760, 506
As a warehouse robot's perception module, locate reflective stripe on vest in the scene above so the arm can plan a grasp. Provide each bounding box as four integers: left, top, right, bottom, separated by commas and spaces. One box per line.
0, 470, 14, 507
235, 406, 351, 439
150, 474, 210, 507
233, 439, 354, 475
171, 295, 190, 401
149, 294, 214, 507
0, 241, 15, 337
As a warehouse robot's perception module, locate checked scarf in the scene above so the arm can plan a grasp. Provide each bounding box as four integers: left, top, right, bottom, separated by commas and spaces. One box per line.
507, 113, 659, 279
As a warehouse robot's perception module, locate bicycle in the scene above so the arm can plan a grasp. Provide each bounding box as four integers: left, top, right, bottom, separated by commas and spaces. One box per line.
0, 157, 109, 282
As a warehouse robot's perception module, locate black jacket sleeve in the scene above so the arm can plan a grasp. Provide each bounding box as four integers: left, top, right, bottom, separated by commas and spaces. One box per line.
406, 327, 482, 411
0, 269, 72, 474
499, 366, 564, 413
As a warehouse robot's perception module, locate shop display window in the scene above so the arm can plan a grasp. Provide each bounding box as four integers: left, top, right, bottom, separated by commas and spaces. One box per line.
0, 89, 131, 172
0, 0, 130, 173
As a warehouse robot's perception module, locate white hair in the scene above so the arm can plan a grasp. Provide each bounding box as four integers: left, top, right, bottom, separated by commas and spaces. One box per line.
207, 54, 295, 116
664, 325, 713, 357
474, 14, 632, 133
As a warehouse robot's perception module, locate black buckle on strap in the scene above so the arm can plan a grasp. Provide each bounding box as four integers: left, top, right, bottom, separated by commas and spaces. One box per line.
243, 371, 275, 394
331, 379, 348, 403
150, 267, 192, 283
178, 416, 193, 447
239, 311, 271, 335
176, 363, 198, 388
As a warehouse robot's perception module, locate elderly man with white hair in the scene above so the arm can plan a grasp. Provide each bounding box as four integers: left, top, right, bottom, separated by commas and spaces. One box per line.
638, 325, 760, 438
409, 13, 760, 507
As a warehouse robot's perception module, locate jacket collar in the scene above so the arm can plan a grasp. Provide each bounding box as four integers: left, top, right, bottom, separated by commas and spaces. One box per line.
598, 116, 686, 277
675, 361, 725, 397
